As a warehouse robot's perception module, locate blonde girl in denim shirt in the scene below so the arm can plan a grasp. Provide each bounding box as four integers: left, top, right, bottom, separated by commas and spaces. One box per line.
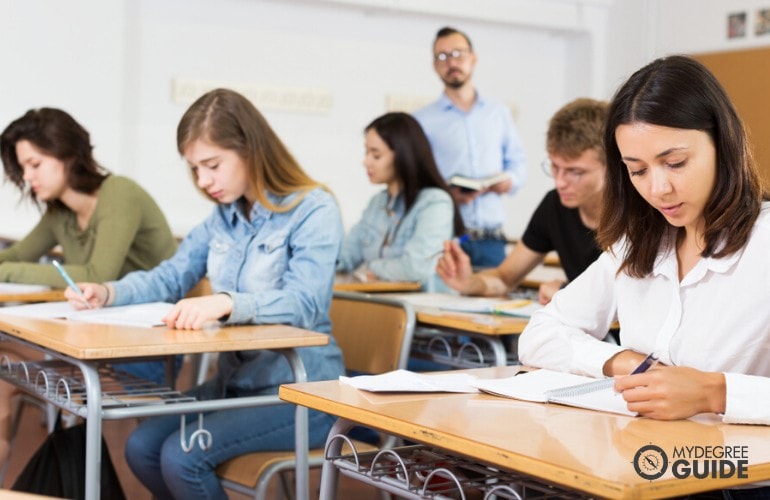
337, 112, 463, 289
66, 89, 344, 499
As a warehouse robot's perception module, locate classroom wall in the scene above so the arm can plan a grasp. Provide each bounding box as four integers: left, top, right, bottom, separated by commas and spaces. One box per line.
0, 0, 612, 243
6, 0, 765, 247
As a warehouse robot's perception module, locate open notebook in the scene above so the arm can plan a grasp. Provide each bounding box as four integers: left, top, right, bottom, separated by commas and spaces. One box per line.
0, 301, 173, 328
340, 368, 635, 417
473, 369, 635, 416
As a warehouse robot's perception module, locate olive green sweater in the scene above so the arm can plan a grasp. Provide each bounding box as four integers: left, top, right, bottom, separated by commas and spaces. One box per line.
0, 175, 177, 286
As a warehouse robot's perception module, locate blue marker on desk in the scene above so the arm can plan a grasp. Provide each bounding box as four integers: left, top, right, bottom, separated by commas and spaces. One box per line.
52, 260, 91, 309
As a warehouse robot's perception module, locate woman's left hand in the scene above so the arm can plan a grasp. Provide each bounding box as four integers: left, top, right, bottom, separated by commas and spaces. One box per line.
163, 294, 233, 330
614, 366, 726, 420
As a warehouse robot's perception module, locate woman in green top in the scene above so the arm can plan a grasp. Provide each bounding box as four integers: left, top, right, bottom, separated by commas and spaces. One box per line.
0, 108, 179, 458
0, 108, 176, 284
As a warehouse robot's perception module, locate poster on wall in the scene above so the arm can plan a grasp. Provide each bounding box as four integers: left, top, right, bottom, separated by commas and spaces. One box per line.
756, 8, 770, 36
728, 11, 747, 39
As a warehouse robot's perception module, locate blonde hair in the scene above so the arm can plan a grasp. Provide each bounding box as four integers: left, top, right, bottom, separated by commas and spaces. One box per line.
177, 88, 322, 212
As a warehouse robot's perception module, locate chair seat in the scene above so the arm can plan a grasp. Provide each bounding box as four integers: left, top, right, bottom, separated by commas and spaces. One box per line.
216, 439, 377, 489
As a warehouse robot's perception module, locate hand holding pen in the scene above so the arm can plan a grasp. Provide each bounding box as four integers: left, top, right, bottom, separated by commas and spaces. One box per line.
53, 260, 93, 309
434, 235, 474, 293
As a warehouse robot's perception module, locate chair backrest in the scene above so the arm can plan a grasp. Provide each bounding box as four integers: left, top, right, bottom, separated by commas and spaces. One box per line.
330, 291, 415, 375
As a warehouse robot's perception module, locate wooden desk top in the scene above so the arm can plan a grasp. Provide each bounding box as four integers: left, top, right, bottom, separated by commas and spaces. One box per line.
0, 290, 66, 303
0, 315, 329, 360
281, 366, 770, 499
333, 274, 421, 293
414, 309, 528, 335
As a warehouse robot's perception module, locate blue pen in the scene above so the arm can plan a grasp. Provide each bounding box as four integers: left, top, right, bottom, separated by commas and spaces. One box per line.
52, 260, 92, 309
430, 234, 471, 259
630, 352, 659, 375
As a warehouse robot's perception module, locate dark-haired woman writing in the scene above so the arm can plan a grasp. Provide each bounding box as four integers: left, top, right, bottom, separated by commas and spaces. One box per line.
520, 56, 770, 439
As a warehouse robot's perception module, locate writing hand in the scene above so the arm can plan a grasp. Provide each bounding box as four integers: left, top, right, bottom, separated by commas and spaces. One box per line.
64, 282, 107, 310
614, 366, 727, 420
163, 294, 233, 330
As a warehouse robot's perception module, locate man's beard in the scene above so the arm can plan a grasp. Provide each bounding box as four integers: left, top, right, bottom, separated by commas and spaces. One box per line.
442, 70, 468, 89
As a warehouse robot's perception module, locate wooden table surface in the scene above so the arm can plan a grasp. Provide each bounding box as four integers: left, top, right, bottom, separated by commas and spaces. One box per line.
333, 274, 421, 293
281, 366, 770, 499
0, 314, 329, 360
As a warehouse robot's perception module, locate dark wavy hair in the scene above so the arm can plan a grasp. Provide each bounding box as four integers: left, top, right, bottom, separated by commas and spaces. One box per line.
1, 108, 108, 211
366, 112, 464, 236
598, 55, 765, 277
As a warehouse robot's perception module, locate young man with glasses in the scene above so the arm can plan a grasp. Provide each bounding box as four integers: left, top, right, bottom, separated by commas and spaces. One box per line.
414, 26, 526, 268
437, 98, 607, 304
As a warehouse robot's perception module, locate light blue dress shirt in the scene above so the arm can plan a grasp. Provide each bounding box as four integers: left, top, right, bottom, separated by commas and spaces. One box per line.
413, 92, 527, 230
337, 187, 453, 289
111, 188, 344, 392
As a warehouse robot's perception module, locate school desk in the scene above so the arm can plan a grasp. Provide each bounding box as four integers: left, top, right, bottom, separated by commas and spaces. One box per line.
520, 262, 568, 289
333, 274, 422, 293
280, 365, 770, 499
0, 314, 328, 500
382, 293, 529, 368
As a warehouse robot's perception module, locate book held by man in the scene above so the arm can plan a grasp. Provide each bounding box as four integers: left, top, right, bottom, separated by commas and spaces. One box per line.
449, 173, 510, 192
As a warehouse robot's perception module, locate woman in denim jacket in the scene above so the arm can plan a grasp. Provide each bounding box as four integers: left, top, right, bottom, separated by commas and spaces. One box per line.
66, 88, 344, 499
337, 112, 463, 289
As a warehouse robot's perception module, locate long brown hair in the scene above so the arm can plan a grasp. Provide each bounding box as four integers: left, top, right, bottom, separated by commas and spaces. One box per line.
0, 108, 108, 211
598, 55, 765, 277
177, 88, 322, 212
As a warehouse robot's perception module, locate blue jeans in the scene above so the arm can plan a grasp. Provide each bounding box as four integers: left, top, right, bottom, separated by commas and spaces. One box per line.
113, 355, 183, 386
461, 238, 506, 268
125, 379, 336, 499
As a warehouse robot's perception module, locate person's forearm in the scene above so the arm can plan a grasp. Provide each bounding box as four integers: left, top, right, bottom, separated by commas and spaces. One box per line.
463, 271, 509, 297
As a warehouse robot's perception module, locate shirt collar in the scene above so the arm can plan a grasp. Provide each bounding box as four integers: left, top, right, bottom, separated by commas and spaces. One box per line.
651, 231, 743, 285
438, 90, 484, 111
223, 191, 289, 226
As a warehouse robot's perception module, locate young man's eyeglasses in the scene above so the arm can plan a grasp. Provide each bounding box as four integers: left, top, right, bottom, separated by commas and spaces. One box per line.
434, 49, 470, 63
541, 159, 586, 184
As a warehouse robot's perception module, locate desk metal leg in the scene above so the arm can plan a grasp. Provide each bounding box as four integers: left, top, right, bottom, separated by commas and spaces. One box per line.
319, 418, 356, 500
280, 350, 309, 500
77, 360, 103, 500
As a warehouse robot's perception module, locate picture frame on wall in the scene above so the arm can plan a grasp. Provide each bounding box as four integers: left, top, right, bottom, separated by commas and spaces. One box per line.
756, 8, 770, 36
728, 11, 747, 39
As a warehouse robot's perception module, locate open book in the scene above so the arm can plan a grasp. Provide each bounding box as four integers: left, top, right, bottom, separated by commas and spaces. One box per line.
474, 369, 635, 416
449, 173, 509, 192
0, 301, 173, 328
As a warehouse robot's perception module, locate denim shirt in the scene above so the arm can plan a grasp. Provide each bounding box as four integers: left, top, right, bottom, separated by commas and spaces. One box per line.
111, 188, 344, 394
413, 92, 527, 230
337, 187, 453, 288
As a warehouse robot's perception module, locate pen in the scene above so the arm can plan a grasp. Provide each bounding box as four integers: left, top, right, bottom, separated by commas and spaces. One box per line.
430, 234, 471, 259
630, 352, 658, 375
52, 260, 92, 309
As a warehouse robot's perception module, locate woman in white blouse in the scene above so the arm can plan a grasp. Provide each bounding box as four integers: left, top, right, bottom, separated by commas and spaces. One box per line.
519, 55, 770, 429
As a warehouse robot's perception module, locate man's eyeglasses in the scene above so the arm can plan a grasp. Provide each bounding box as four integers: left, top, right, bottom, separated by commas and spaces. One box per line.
434, 49, 470, 63
541, 159, 586, 184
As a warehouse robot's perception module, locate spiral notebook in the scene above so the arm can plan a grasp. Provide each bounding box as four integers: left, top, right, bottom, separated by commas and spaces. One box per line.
473, 369, 636, 416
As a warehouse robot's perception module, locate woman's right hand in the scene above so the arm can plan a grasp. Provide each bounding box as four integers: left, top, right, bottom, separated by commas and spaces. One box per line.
64, 282, 108, 310
436, 240, 474, 293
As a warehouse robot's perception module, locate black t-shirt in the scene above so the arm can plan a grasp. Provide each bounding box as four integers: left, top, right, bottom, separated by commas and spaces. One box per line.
521, 189, 601, 282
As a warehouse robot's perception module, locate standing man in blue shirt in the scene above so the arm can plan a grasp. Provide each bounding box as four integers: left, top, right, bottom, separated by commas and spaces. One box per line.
414, 26, 527, 268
